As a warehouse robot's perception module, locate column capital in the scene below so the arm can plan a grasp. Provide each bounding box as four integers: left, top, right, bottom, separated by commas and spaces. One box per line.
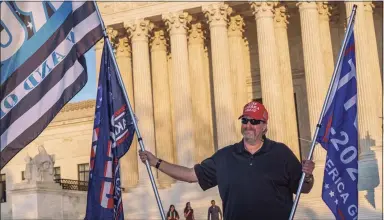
274, 3, 289, 28
202, 3, 232, 27
364, 1, 375, 12
106, 26, 119, 45
125, 19, 154, 42
188, 21, 205, 45
162, 11, 191, 36
228, 14, 245, 37
296, 2, 318, 10
250, 2, 277, 19
115, 33, 131, 58
317, 2, 332, 21
150, 29, 167, 52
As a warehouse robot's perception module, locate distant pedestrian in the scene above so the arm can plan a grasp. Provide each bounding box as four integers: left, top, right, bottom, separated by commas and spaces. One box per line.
184, 202, 195, 220
167, 204, 180, 220
208, 200, 222, 220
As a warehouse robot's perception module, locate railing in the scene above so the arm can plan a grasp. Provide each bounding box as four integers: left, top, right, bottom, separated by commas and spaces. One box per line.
54, 179, 125, 192
54, 179, 88, 191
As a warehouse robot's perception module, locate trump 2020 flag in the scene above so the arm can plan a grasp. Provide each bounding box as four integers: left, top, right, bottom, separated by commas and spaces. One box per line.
316, 30, 358, 219
0, 2, 103, 168
85, 40, 136, 220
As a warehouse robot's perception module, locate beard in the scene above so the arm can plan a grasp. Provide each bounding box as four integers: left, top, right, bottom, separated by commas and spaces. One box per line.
241, 127, 259, 144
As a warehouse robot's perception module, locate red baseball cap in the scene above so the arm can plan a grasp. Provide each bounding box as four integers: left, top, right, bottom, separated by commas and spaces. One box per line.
238, 101, 268, 122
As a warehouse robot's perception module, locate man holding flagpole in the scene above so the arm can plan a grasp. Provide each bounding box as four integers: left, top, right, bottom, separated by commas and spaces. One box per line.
139, 101, 315, 219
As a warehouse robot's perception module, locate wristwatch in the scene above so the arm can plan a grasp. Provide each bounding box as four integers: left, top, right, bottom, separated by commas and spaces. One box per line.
155, 159, 163, 169
304, 174, 313, 183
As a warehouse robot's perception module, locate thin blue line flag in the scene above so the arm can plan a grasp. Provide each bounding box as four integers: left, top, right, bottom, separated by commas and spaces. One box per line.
85, 40, 136, 220
316, 30, 358, 220
0, 2, 103, 168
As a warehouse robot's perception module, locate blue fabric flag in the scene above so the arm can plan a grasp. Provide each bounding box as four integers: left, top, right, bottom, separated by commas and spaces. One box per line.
316, 31, 358, 220
85, 40, 136, 220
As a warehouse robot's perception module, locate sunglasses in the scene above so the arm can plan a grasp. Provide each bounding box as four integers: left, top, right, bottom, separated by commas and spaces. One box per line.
241, 118, 264, 125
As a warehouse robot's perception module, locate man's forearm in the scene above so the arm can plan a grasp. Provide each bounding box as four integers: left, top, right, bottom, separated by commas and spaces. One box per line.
157, 159, 198, 183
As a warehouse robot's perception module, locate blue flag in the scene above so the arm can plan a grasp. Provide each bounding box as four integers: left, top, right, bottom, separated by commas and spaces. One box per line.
0, 2, 103, 168
316, 31, 358, 219
85, 40, 136, 220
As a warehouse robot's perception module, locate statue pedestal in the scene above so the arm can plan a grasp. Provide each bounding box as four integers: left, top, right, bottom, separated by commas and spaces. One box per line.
11, 181, 63, 219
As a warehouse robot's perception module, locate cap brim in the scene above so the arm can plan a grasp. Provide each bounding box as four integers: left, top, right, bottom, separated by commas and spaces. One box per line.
238, 113, 265, 121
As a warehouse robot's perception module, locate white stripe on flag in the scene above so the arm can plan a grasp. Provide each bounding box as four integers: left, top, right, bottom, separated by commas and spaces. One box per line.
344, 95, 357, 111
0, 61, 84, 150
72, 2, 86, 12
0, 11, 100, 119
116, 130, 128, 142
337, 59, 356, 90
73, 11, 100, 44
115, 112, 124, 121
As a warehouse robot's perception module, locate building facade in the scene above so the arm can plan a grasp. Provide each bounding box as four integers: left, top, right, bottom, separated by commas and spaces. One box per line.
1, 1, 383, 219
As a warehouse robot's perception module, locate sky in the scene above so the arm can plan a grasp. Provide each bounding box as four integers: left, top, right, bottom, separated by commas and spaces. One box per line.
70, 47, 97, 102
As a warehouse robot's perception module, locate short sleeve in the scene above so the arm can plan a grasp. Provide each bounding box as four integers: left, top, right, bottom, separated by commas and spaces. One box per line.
284, 147, 303, 193
194, 156, 217, 191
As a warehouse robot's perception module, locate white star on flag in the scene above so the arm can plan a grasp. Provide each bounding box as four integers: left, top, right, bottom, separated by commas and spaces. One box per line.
324, 184, 329, 189
27, 22, 33, 30
329, 191, 335, 197
335, 199, 338, 204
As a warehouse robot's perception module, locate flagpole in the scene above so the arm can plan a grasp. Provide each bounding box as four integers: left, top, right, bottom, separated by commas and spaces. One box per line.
93, 2, 166, 220
288, 4, 357, 220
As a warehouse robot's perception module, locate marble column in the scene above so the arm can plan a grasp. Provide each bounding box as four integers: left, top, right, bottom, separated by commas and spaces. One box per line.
364, 2, 383, 113
125, 19, 157, 183
228, 14, 248, 139
150, 29, 175, 188
167, 53, 177, 155
297, 2, 328, 161
188, 22, 215, 162
250, 2, 286, 143
162, 12, 195, 167
317, 2, 335, 85
202, 3, 237, 148
274, 4, 300, 159
243, 37, 252, 101
345, 2, 382, 153
114, 30, 139, 189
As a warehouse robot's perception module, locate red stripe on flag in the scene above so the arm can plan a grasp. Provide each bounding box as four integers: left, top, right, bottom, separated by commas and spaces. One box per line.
100, 181, 105, 204
322, 116, 333, 143
114, 105, 126, 117
337, 208, 345, 220
117, 132, 130, 145
344, 44, 355, 56
107, 183, 114, 208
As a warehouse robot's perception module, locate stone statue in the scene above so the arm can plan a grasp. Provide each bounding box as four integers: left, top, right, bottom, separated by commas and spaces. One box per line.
23, 145, 55, 183
24, 155, 33, 183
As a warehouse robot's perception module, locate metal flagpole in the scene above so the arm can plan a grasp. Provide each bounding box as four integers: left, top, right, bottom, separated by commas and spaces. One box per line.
288, 4, 357, 220
93, 2, 166, 220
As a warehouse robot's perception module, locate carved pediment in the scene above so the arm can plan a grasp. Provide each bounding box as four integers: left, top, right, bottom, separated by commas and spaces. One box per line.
98, 2, 160, 15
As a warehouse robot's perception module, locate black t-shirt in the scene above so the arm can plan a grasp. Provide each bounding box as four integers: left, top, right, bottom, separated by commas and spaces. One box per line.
194, 138, 303, 220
